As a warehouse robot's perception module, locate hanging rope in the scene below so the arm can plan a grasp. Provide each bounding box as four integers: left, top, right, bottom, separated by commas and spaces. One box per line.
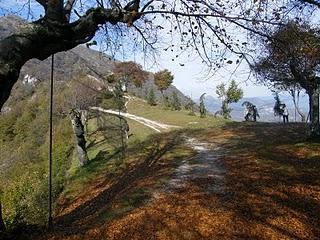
48, 54, 54, 229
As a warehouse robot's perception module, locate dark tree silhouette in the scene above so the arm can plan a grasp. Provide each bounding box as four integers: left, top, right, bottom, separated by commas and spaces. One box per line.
253, 22, 320, 136
199, 93, 207, 118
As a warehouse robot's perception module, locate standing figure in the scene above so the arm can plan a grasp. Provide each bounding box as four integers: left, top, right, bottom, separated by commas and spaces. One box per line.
242, 101, 258, 121
244, 107, 249, 121
282, 104, 289, 123
252, 105, 259, 122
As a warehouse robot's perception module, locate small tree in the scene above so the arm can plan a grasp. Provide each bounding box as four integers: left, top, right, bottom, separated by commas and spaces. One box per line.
57, 76, 102, 166
171, 92, 181, 111
199, 93, 207, 118
154, 70, 174, 95
163, 95, 171, 110
216, 80, 243, 119
273, 92, 284, 120
113, 61, 149, 89
147, 88, 157, 106
242, 101, 259, 122
185, 98, 196, 116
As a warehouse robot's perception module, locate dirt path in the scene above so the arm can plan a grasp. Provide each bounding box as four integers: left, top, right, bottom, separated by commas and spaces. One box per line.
165, 137, 226, 194
98, 135, 232, 240
90, 106, 179, 132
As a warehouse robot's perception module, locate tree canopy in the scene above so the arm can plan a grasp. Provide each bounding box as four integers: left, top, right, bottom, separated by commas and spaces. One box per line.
113, 61, 149, 88
154, 69, 173, 93
216, 80, 243, 119
253, 21, 320, 134
253, 22, 320, 94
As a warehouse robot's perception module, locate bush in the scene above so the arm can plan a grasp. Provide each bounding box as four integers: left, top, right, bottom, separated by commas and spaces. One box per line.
147, 88, 157, 106
170, 92, 181, 111
0, 85, 74, 228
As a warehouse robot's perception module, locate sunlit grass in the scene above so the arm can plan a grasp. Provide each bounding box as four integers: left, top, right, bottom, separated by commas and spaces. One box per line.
127, 97, 227, 129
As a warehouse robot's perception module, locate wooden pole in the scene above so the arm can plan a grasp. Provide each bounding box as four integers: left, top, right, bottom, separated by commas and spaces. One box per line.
48, 54, 54, 229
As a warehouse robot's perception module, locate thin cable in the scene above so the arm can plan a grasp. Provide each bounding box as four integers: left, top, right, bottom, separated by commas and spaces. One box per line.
48, 54, 54, 229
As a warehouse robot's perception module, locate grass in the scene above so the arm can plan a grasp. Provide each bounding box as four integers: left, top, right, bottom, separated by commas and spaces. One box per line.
127, 97, 227, 129
59, 97, 226, 205
49, 97, 231, 230
54, 97, 203, 219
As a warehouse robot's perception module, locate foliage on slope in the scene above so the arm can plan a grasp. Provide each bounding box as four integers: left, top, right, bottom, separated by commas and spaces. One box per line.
0, 82, 74, 227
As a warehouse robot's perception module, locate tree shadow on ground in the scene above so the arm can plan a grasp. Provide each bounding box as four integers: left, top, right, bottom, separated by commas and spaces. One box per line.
157, 122, 320, 239
12, 122, 320, 240
209, 122, 320, 239
50, 132, 186, 237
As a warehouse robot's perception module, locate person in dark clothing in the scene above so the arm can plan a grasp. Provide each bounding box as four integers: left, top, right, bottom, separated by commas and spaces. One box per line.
282, 104, 289, 123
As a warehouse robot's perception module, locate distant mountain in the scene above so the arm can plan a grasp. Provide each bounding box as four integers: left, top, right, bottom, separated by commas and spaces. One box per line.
200, 95, 309, 122
0, 15, 190, 107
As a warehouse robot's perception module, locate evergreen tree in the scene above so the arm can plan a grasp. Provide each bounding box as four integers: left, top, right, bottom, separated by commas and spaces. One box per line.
171, 92, 181, 111
163, 95, 171, 110
147, 88, 157, 106
199, 93, 207, 118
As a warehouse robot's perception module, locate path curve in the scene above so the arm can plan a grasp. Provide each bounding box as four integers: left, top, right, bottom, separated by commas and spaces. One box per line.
90, 106, 179, 133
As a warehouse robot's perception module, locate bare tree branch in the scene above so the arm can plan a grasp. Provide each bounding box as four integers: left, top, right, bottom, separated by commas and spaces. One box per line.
35, 0, 47, 9
141, 0, 154, 12
299, 0, 320, 8
46, 0, 65, 21
64, 0, 77, 20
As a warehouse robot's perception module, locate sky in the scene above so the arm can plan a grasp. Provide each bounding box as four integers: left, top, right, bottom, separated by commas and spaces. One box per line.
143, 51, 272, 99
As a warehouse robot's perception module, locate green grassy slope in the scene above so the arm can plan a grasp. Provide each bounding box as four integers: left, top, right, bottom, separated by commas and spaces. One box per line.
127, 97, 226, 129
58, 95, 226, 207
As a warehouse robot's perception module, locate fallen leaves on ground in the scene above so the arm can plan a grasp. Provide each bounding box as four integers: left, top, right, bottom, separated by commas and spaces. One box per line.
34, 123, 319, 240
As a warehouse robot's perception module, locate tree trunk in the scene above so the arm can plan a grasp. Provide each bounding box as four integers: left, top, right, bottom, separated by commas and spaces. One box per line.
70, 110, 88, 166
308, 92, 313, 122
311, 90, 320, 137
0, 201, 5, 233
308, 90, 320, 138
291, 92, 306, 122
80, 110, 89, 135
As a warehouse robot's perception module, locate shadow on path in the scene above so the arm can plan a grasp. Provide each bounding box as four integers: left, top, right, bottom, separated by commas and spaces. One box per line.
52, 133, 184, 236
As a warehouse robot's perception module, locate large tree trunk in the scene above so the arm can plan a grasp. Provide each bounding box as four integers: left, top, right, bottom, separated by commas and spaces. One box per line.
311, 90, 320, 137
70, 110, 88, 166
290, 90, 306, 122
0, 7, 138, 110
308, 90, 320, 138
0, 201, 5, 233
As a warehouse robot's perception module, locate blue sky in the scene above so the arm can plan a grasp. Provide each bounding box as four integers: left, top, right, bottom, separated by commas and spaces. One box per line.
142, 51, 272, 99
